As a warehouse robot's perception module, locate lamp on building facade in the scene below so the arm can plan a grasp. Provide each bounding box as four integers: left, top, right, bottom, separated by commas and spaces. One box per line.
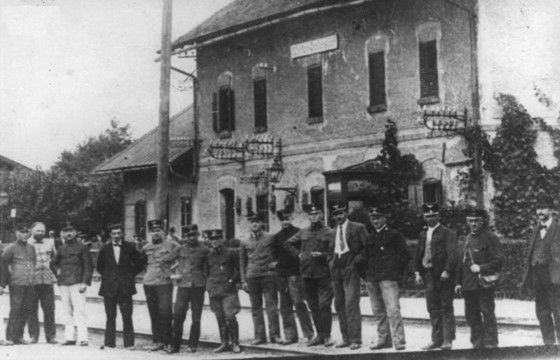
267, 158, 298, 201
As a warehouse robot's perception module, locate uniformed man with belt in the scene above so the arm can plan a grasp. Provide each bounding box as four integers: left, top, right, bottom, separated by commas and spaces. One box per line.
284, 204, 334, 347
415, 203, 458, 350
206, 229, 242, 354
455, 208, 503, 349
162, 224, 209, 353
139, 219, 179, 352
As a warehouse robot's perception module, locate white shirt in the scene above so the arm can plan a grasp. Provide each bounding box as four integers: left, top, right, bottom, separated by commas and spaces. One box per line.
540, 217, 552, 239
113, 242, 121, 264
334, 220, 350, 256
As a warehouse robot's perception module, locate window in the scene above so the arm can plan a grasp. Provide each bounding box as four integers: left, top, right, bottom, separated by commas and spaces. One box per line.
212, 86, 235, 135
180, 197, 192, 228
311, 187, 325, 212
423, 178, 442, 204
307, 65, 323, 121
253, 77, 267, 132
134, 200, 146, 240
419, 40, 439, 101
368, 51, 387, 113
256, 194, 269, 232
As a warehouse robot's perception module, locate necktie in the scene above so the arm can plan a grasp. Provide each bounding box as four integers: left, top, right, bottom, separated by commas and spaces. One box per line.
113, 242, 121, 247
338, 226, 345, 252
539, 224, 547, 231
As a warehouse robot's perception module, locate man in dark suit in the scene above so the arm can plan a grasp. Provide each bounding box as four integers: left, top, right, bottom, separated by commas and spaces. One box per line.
415, 203, 458, 350
522, 194, 560, 345
97, 223, 143, 349
329, 201, 366, 350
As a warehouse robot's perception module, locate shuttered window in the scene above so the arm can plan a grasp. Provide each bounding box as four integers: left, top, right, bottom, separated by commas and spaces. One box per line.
218, 86, 235, 132
212, 92, 219, 133
419, 40, 439, 99
307, 65, 323, 120
256, 194, 269, 232
134, 201, 146, 240
253, 77, 267, 131
180, 197, 192, 228
423, 179, 442, 205
408, 184, 424, 208
368, 51, 386, 111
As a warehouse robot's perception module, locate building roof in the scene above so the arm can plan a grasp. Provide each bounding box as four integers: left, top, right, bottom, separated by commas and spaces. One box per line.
172, 0, 354, 50
93, 106, 194, 174
0, 154, 31, 171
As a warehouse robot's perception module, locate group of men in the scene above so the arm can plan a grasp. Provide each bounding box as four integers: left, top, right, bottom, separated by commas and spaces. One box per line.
0, 193, 559, 353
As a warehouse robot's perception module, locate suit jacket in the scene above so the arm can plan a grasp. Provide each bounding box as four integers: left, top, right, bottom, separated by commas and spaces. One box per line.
523, 220, 560, 287
363, 226, 410, 282
97, 241, 143, 298
329, 220, 367, 280
415, 224, 458, 278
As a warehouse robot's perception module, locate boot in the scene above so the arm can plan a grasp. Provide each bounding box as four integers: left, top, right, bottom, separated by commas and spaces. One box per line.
213, 319, 230, 353
229, 319, 242, 353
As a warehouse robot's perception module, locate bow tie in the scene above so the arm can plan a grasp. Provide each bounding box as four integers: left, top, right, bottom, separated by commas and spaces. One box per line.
539, 225, 548, 231
113, 242, 121, 247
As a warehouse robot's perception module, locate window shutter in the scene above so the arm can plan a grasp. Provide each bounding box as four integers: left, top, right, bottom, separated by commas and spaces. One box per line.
307, 65, 323, 118
212, 92, 219, 133
253, 78, 267, 130
369, 51, 386, 106
408, 184, 424, 208
227, 88, 235, 131
419, 40, 439, 98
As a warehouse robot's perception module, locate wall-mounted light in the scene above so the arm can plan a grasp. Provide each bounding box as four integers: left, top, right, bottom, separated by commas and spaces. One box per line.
267, 158, 298, 202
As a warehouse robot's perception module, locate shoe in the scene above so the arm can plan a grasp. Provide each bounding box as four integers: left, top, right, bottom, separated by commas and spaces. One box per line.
124, 346, 136, 351
231, 343, 242, 353
323, 337, 334, 347
47, 340, 58, 344
61, 340, 76, 346
163, 344, 175, 353
307, 336, 324, 347
79, 341, 88, 347
282, 339, 298, 345
271, 336, 283, 344
335, 341, 350, 348
147, 343, 164, 351
441, 341, 452, 350
306, 335, 314, 343
30, 337, 38, 344
185, 345, 196, 353
370, 342, 392, 350
1, 340, 14, 346
14, 339, 29, 345
395, 344, 406, 351
350, 343, 361, 350
421, 342, 441, 350
250, 338, 267, 346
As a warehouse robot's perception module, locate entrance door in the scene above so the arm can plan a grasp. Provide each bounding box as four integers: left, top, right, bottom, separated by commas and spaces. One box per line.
220, 189, 235, 241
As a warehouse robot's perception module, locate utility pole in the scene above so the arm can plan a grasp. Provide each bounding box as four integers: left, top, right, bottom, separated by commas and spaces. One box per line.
155, 0, 172, 222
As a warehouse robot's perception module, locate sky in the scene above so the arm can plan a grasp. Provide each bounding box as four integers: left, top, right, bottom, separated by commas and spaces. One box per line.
0, 0, 234, 169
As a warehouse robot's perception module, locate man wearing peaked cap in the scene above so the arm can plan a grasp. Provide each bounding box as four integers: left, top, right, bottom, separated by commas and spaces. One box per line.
455, 208, 503, 349
205, 228, 242, 353
415, 203, 458, 350
1, 223, 35, 345
271, 208, 314, 344
522, 194, 560, 345
138, 219, 179, 352
161, 223, 209, 353
329, 201, 367, 350
284, 204, 334, 347
364, 205, 410, 351
240, 212, 281, 345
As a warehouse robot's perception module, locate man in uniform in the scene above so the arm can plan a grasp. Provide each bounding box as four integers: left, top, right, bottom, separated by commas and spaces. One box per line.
97, 223, 144, 349
206, 229, 242, 354
455, 208, 503, 349
139, 219, 179, 352
284, 204, 334, 347
522, 194, 560, 345
415, 203, 458, 350
51, 223, 93, 346
270, 208, 314, 344
329, 201, 366, 350
0, 224, 35, 345
162, 224, 209, 353
28, 222, 57, 344
240, 212, 281, 345
364, 207, 409, 351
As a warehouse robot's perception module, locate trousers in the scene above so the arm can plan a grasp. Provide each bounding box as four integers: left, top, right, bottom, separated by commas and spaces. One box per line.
59, 284, 88, 342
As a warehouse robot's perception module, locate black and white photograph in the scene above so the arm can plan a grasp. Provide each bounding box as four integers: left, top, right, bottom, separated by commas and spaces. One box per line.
1, 0, 560, 359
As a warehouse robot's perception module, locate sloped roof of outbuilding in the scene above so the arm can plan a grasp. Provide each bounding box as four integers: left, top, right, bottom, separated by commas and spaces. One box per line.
0, 154, 31, 171
92, 106, 193, 174
172, 0, 356, 50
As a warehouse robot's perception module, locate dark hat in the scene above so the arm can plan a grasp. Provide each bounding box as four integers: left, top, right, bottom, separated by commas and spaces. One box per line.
247, 212, 262, 222
465, 208, 487, 218
61, 222, 76, 231
204, 229, 223, 240
76, 232, 87, 238
536, 194, 554, 209
422, 203, 440, 215
108, 223, 123, 231
182, 224, 199, 236
15, 223, 29, 232
368, 207, 387, 217
330, 201, 347, 214
304, 203, 322, 215
276, 207, 294, 220
147, 219, 164, 231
